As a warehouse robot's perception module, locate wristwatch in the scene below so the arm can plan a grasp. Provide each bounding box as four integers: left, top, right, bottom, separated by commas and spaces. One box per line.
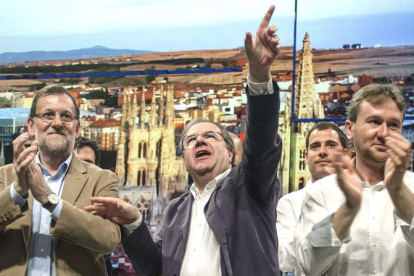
42, 193, 59, 211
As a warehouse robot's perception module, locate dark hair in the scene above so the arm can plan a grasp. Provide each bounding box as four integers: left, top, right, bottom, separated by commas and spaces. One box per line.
179, 118, 236, 167
348, 83, 405, 122
305, 121, 348, 150
30, 84, 80, 120
74, 136, 101, 165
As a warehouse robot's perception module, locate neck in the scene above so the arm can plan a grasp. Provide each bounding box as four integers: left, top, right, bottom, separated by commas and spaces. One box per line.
354, 157, 384, 186
192, 167, 229, 193
192, 174, 215, 193
39, 151, 70, 175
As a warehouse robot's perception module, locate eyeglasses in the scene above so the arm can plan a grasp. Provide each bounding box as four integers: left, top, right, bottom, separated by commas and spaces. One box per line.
183, 131, 224, 149
34, 111, 77, 124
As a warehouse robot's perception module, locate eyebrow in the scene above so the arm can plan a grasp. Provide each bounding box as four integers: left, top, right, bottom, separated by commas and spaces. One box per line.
365, 115, 401, 125
310, 140, 339, 146
40, 108, 74, 114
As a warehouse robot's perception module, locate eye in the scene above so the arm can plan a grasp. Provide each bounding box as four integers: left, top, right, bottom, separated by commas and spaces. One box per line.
310, 144, 320, 150
388, 123, 399, 130
368, 120, 380, 125
186, 135, 197, 144
327, 142, 338, 148
42, 112, 54, 119
60, 113, 73, 121
205, 132, 217, 139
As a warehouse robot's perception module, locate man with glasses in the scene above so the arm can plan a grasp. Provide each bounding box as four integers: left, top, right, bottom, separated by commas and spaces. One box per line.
85, 5, 282, 275
0, 85, 121, 275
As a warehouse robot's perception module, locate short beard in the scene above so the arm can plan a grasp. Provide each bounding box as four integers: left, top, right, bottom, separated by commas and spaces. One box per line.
39, 138, 71, 157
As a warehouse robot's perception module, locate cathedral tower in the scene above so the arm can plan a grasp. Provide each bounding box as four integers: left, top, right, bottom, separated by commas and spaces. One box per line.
289, 33, 325, 192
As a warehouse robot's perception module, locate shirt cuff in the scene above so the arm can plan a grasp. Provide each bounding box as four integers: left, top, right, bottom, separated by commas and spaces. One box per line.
10, 182, 28, 207
121, 211, 143, 237
246, 74, 274, 96
306, 215, 351, 247
50, 199, 63, 220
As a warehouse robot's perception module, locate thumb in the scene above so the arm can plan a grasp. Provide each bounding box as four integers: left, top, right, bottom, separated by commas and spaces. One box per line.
117, 201, 126, 213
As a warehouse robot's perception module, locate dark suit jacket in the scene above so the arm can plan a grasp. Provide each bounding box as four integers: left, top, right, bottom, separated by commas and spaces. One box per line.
123, 83, 282, 276
0, 155, 121, 275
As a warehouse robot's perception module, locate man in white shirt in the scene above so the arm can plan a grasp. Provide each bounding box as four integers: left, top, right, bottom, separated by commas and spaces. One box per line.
295, 84, 414, 275
277, 121, 348, 276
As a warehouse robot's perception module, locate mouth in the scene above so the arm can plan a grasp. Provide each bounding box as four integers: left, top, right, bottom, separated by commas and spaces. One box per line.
195, 149, 212, 159
316, 160, 331, 165
48, 132, 65, 136
373, 144, 388, 151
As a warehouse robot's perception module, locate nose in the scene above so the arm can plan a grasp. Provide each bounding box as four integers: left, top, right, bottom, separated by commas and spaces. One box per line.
195, 134, 207, 147
319, 145, 327, 157
51, 114, 64, 128
377, 123, 389, 138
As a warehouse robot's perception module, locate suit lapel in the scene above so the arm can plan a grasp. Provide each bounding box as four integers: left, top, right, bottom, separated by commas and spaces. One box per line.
178, 194, 193, 242
60, 155, 88, 205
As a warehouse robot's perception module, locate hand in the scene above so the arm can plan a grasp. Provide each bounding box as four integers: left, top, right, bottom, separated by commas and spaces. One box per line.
384, 132, 411, 192
12, 133, 38, 196
84, 197, 140, 225
331, 150, 362, 210
26, 160, 52, 204
244, 5, 280, 82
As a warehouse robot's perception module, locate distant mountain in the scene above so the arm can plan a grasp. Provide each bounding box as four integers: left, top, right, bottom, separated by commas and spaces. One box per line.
0, 45, 154, 64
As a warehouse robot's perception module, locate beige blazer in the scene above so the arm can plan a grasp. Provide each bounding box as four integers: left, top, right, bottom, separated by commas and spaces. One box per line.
0, 155, 121, 275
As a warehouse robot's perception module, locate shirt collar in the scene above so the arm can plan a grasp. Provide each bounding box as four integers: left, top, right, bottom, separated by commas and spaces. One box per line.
36, 151, 73, 178
351, 157, 384, 190
190, 168, 232, 201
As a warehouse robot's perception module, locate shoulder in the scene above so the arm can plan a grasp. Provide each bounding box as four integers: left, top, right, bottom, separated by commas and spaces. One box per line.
305, 174, 341, 201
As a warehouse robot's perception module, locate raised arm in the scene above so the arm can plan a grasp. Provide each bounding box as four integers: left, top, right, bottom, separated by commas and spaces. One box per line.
384, 133, 414, 247
242, 5, 282, 204
0, 133, 38, 231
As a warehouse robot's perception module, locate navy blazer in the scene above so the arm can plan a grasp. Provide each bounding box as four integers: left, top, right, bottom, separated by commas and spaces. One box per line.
123, 83, 282, 276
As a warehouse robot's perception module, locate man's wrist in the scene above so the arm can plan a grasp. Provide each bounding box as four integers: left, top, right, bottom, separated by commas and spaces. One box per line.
14, 182, 28, 198
248, 65, 271, 83
42, 193, 59, 212
386, 182, 403, 196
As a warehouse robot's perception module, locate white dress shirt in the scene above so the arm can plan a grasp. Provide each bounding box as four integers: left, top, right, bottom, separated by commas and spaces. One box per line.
295, 172, 414, 276
180, 169, 231, 276
277, 179, 313, 276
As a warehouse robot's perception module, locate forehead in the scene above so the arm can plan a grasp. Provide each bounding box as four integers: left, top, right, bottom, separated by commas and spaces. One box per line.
309, 128, 340, 144
77, 146, 96, 159
36, 94, 76, 113
357, 99, 403, 122
187, 122, 221, 135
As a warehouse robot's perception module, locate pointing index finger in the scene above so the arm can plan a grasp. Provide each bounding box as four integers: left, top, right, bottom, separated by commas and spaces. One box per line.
258, 5, 275, 30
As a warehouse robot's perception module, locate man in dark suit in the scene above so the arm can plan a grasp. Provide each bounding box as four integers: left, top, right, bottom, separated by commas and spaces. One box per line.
85, 5, 282, 275
0, 85, 121, 275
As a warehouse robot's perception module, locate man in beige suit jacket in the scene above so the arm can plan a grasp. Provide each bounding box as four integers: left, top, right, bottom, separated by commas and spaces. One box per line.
0, 85, 121, 275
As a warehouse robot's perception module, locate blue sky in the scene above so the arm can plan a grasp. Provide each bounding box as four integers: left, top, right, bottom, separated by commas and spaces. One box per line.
0, 0, 413, 52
